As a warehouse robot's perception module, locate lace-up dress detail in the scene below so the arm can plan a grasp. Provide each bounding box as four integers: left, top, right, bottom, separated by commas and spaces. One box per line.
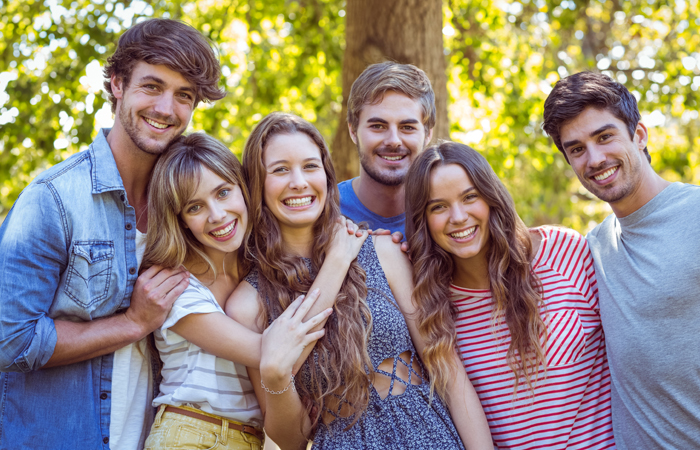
246, 238, 464, 449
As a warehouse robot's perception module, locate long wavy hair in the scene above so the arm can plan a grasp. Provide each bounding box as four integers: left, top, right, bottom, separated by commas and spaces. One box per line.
242, 112, 373, 429
141, 132, 251, 278
405, 141, 545, 396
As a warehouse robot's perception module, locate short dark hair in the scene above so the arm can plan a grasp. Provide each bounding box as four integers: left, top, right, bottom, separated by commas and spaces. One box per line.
103, 18, 225, 113
347, 62, 436, 132
543, 71, 649, 163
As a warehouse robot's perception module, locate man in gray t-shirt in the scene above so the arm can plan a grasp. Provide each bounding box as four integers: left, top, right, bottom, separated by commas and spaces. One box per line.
542, 72, 700, 449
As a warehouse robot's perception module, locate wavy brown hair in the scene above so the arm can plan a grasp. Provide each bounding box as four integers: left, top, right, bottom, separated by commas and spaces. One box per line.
141, 132, 251, 278
405, 141, 546, 397
242, 112, 373, 429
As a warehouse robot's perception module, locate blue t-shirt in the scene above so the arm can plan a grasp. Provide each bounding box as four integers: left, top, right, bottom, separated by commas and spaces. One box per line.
338, 178, 405, 235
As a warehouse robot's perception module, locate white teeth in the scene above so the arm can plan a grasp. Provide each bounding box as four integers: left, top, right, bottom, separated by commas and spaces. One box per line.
594, 167, 617, 181
450, 226, 476, 239
144, 117, 169, 129
380, 155, 404, 161
284, 196, 313, 207
210, 221, 236, 237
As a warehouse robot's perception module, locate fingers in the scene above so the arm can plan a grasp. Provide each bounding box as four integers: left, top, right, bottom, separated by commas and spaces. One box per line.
301, 307, 333, 332
282, 293, 306, 317
400, 241, 410, 255
303, 329, 326, 345
291, 288, 320, 319
391, 231, 404, 243
369, 228, 390, 236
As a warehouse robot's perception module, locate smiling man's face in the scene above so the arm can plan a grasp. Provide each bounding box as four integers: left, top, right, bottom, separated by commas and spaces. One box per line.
113, 61, 195, 155
349, 91, 432, 187
560, 106, 649, 206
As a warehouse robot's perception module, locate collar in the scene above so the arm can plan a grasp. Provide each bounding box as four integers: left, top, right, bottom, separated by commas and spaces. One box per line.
89, 128, 126, 194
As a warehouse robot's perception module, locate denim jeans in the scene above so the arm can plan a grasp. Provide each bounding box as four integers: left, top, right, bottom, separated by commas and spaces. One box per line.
145, 405, 263, 450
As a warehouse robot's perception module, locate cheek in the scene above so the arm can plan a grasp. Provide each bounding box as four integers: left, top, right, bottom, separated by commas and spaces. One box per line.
426, 215, 444, 245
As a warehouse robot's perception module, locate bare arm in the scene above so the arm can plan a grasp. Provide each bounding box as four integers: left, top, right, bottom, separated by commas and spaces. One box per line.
44, 265, 189, 368
373, 235, 493, 450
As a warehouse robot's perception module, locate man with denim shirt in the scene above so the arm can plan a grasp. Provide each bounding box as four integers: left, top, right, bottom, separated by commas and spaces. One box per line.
0, 19, 224, 449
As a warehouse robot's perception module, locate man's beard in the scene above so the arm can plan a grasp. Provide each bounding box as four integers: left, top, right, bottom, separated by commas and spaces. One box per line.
119, 106, 182, 155
358, 146, 409, 187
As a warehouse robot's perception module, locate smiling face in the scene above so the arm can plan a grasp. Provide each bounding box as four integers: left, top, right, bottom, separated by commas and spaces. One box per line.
349, 91, 433, 187
112, 61, 195, 155
263, 132, 328, 233
180, 166, 248, 260
560, 106, 649, 206
426, 164, 491, 266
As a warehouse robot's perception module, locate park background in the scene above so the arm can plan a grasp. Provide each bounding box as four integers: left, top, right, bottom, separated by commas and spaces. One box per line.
1, 0, 699, 233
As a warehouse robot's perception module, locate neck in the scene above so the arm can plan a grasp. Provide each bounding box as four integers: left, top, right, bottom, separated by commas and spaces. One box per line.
280, 225, 314, 258
106, 122, 159, 231
451, 253, 490, 290
353, 172, 405, 218
187, 249, 240, 285
610, 167, 670, 218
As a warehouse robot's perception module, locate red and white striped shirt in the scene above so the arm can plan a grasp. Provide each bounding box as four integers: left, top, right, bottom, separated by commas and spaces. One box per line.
451, 226, 614, 449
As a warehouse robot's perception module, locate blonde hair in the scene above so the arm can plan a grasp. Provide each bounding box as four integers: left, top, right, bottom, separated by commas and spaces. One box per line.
141, 132, 250, 277
242, 112, 373, 429
347, 61, 436, 132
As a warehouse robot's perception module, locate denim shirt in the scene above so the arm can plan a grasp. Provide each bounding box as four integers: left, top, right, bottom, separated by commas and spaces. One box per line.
0, 129, 142, 449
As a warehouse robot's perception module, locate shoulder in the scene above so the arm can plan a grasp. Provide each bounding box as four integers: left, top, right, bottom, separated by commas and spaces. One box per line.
534, 225, 590, 269
586, 214, 616, 242
372, 235, 412, 294
225, 279, 264, 332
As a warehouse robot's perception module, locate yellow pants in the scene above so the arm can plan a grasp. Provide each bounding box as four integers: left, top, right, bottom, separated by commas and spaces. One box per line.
144, 405, 263, 450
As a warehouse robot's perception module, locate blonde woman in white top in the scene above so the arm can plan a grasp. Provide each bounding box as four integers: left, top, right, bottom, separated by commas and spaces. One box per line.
140, 133, 365, 450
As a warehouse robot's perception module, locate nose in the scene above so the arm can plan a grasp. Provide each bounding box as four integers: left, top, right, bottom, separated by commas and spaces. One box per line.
383, 126, 402, 149
587, 145, 607, 168
449, 205, 469, 225
208, 202, 226, 223
152, 93, 174, 118
289, 167, 308, 190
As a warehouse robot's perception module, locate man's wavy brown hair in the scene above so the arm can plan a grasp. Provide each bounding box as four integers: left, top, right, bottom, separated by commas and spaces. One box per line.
405, 141, 546, 397
103, 18, 225, 113
242, 112, 373, 429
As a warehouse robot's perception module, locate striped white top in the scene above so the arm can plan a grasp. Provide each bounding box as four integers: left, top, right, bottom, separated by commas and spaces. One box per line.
451, 226, 614, 449
152, 275, 263, 427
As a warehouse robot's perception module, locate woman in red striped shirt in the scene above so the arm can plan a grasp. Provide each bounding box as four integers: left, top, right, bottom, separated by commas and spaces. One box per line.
404, 142, 615, 450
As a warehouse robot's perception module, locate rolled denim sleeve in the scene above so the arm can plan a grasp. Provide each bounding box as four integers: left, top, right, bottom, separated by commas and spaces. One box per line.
0, 182, 64, 371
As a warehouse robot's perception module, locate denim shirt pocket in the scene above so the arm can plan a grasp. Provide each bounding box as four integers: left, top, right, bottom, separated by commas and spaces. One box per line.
64, 241, 115, 310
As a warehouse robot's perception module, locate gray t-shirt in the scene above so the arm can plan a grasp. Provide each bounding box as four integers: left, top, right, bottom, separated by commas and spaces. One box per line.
587, 182, 700, 449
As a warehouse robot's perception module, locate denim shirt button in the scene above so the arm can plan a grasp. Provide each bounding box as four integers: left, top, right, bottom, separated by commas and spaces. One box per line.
129, 268, 136, 275
103, 437, 109, 444
100, 392, 108, 400
125, 223, 132, 230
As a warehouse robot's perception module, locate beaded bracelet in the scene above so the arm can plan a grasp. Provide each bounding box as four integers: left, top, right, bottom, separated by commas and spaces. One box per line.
261, 374, 296, 395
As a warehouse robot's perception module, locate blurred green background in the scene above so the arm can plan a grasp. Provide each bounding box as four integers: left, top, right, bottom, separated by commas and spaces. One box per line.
1, 0, 699, 233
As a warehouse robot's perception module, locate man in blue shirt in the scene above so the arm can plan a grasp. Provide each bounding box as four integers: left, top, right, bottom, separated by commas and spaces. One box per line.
0, 19, 224, 449
338, 62, 436, 235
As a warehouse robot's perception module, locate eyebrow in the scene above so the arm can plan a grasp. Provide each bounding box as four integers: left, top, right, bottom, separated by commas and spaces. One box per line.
137, 75, 195, 94
562, 123, 619, 149
426, 186, 476, 206
266, 156, 322, 168
366, 117, 421, 125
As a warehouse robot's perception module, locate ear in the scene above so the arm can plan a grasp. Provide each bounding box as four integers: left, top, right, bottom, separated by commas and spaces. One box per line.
424, 126, 434, 145
111, 74, 124, 100
347, 122, 358, 145
635, 121, 648, 151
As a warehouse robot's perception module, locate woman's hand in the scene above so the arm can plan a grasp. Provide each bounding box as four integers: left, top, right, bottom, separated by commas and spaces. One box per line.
259, 289, 332, 389
327, 217, 369, 266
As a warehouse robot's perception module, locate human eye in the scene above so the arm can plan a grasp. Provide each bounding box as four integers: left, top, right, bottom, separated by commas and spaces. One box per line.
186, 204, 201, 214
304, 162, 321, 169
217, 188, 230, 198
599, 133, 613, 142
429, 203, 445, 212
178, 91, 194, 101
401, 125, 417, 131
271, 166, 288, 173
369, 123, 385, 129
568, 145, 583, 155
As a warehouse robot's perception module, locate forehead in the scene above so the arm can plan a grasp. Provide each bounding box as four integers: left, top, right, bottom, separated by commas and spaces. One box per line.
429, 164, 472, 195
359, 91, 424, 122
264, 132, 322, 162
559, 107, 624, 142
129, 61, 194, 89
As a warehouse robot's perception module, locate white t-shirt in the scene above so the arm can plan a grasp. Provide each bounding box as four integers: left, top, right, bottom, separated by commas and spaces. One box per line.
110, 229, 153, 450
152, 274, 263, 426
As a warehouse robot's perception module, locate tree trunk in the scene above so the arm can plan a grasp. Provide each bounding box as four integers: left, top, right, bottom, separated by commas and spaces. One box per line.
331, 0, 448, 181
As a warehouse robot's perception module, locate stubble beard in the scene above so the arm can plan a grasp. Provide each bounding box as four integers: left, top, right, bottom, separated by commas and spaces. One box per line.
358, 146, 409, 187
581, 158, 642, 205
118, 104, 183, 156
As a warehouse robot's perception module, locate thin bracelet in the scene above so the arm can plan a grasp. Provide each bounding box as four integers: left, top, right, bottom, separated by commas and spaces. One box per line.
261, 375, 296, 395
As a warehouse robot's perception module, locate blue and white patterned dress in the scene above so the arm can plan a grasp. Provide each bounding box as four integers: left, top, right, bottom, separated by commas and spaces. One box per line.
246, 237, 465, 449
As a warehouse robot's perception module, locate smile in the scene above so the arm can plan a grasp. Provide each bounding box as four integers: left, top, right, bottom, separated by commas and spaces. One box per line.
210, 220, 236, 238
379, 155, 405, 161
450, 226, 476, 239
593, 166, 618, 181
283, 196, 314, 207
144, 117, 170, 129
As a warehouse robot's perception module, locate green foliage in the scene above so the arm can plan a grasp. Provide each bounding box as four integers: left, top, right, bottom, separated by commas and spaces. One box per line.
2, 0, 699, 234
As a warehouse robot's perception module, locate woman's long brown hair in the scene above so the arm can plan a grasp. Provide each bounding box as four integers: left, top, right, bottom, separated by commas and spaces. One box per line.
405, 141, 545, 397
242, 112, 373, 429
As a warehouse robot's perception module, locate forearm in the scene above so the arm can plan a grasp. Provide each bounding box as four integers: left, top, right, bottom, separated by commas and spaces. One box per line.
43, 314, 144, 368
445, 360, 493, 450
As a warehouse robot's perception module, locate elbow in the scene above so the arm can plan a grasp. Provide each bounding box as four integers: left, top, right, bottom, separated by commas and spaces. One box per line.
0, 317, 57, 372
